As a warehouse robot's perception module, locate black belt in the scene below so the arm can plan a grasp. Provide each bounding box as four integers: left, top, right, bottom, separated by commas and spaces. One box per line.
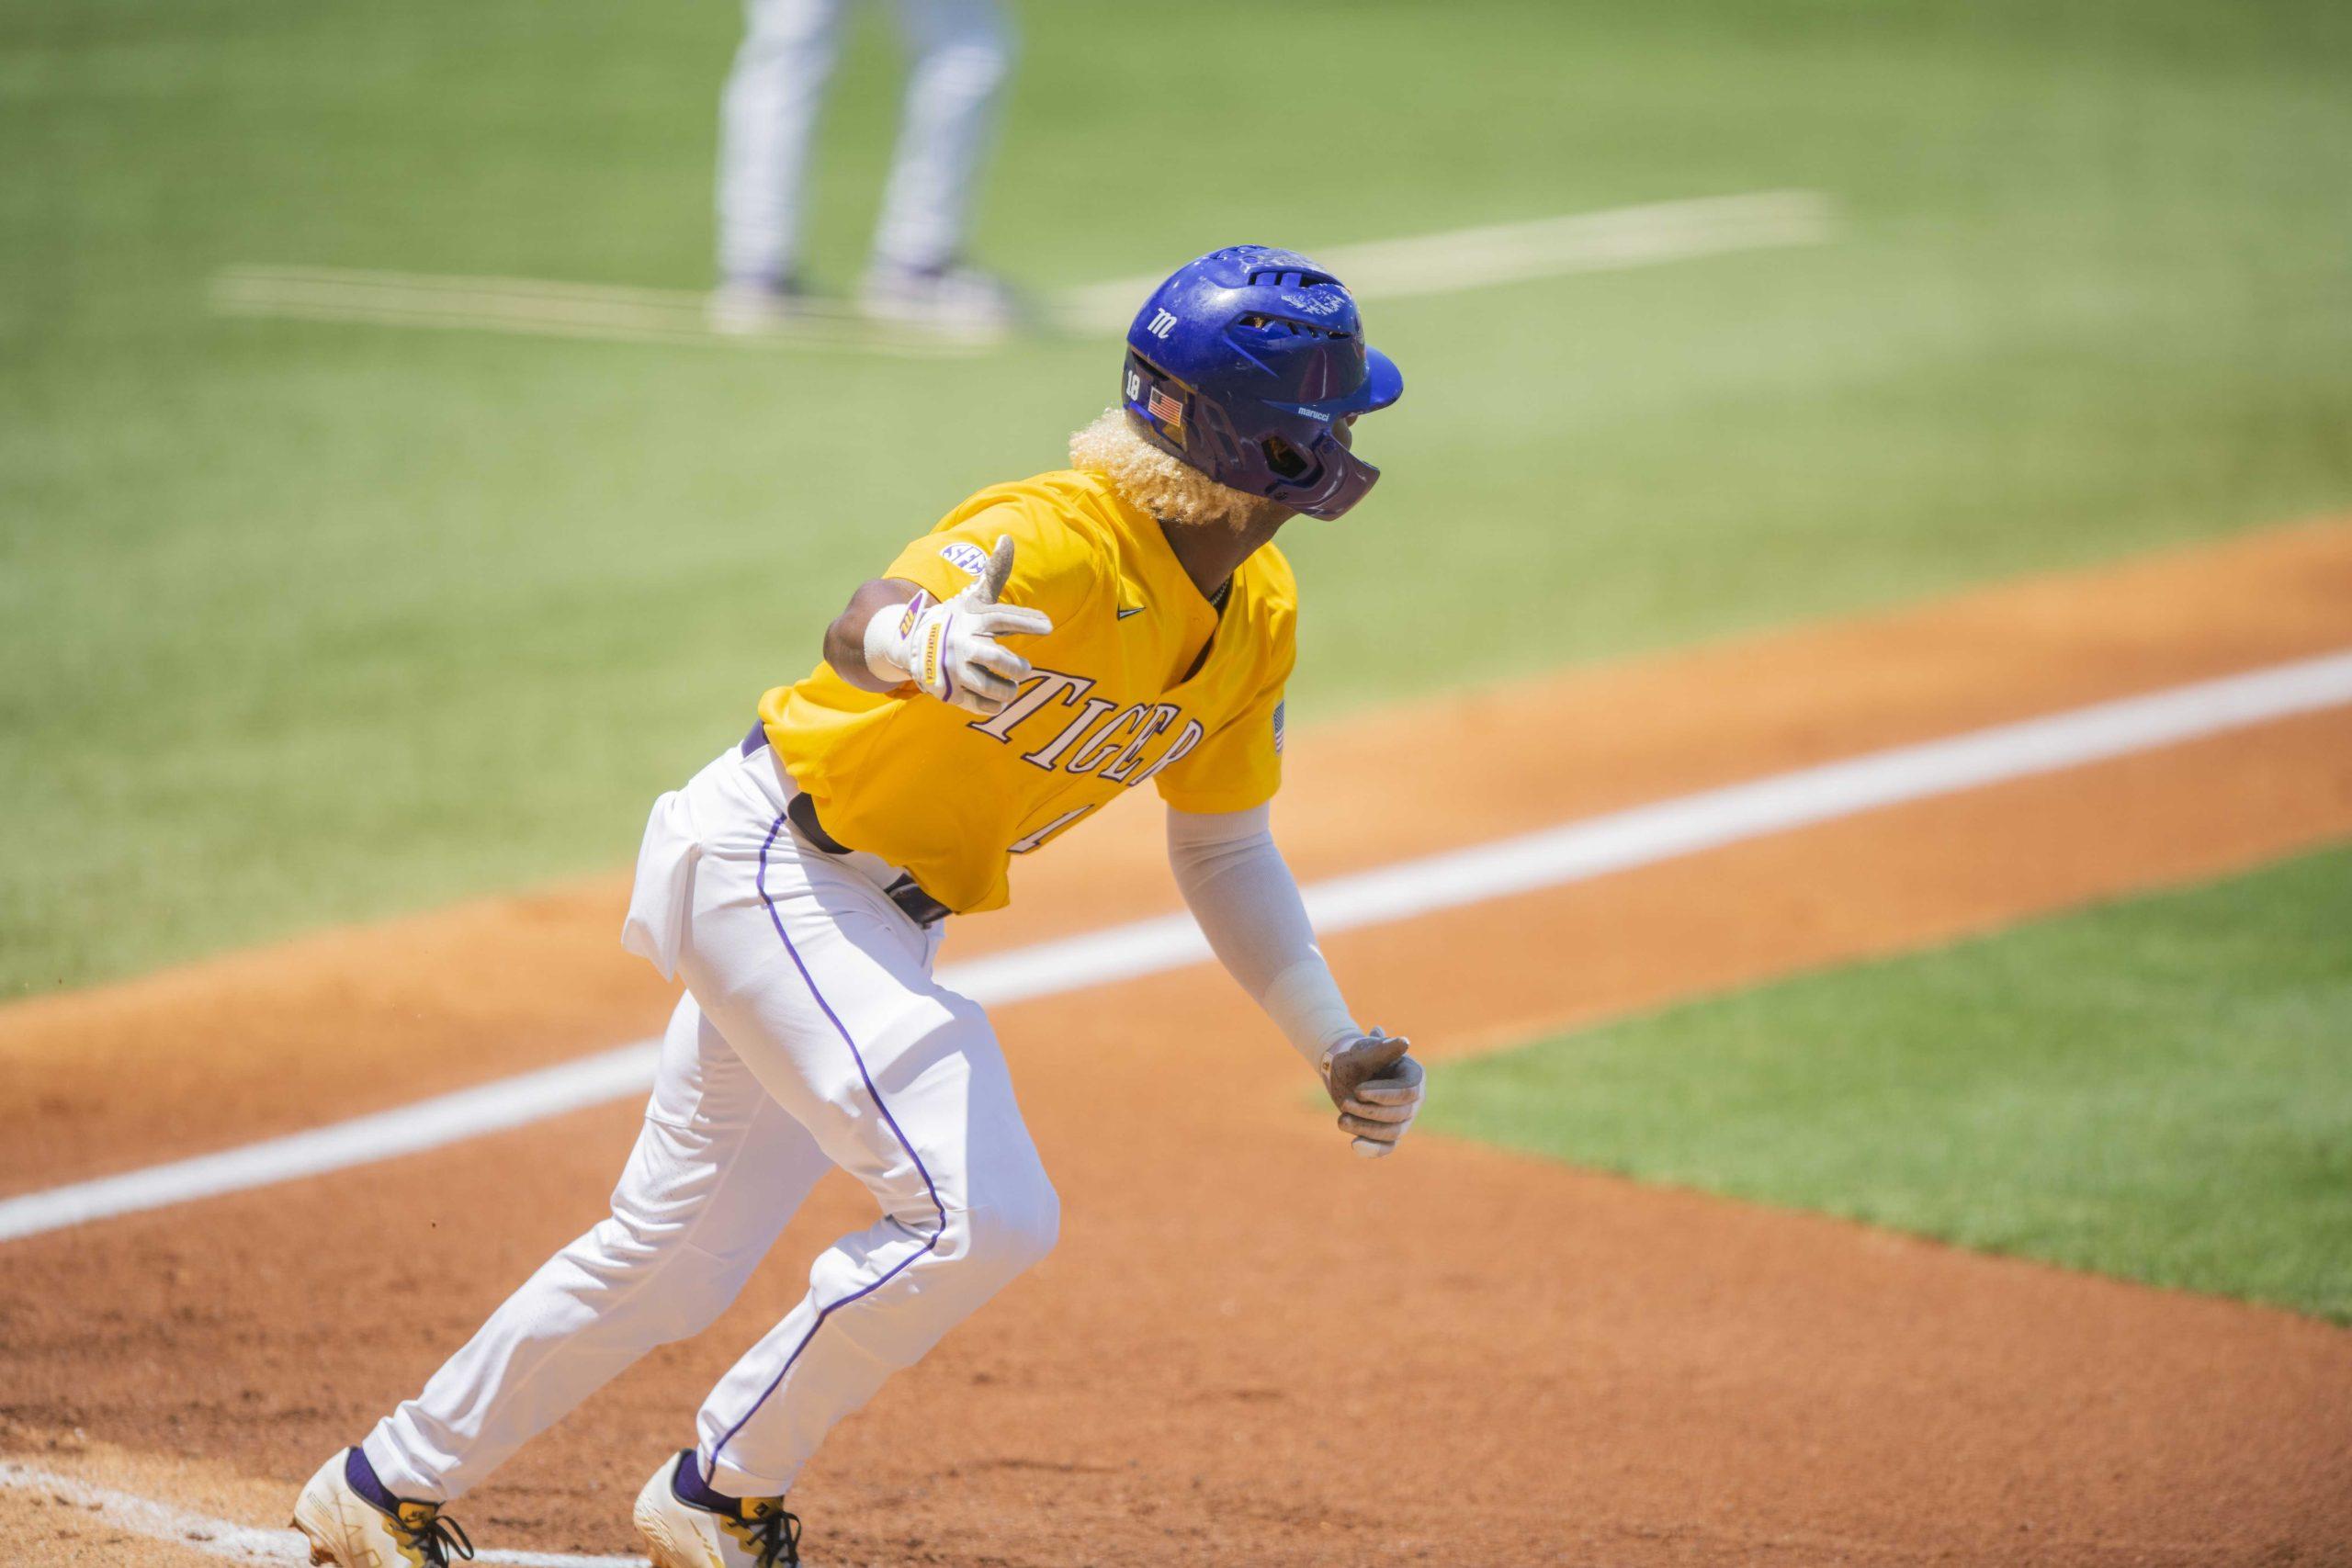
741, 723, 952, 928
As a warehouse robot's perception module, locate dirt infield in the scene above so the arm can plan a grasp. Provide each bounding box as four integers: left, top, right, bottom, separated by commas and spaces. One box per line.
6, 519, 2352, 1565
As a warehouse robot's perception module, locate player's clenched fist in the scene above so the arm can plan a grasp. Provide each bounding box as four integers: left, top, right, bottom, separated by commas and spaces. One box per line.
1320, 1030, 1425, 1158
862, 535, 1053, 717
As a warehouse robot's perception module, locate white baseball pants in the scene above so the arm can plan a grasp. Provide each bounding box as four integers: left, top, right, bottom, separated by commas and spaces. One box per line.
365, 742, 1057, 1500
716, 0, 1015, 283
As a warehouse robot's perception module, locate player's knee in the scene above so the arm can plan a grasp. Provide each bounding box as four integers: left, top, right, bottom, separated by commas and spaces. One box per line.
946, 1173, 1058, 1283
971, 28, 1016, 83
998, 1173, 1061, 1269
555, 1213, 752, 1343
584, 1205, 680, 1273
588, 1187, 750, 1281
740, 0, 842, 53
581, 1210, 691, 1277
916, 32, 1012, 101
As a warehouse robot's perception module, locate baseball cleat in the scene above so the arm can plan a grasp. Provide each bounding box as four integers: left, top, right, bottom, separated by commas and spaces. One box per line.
857, 259, 1022, 339
706, 276, 810, 336
633, 1449, 801, 1568
290, 1447, 474, 1565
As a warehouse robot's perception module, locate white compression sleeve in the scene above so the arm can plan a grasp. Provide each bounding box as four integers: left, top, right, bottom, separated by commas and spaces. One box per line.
1166, 804, 1360, 1068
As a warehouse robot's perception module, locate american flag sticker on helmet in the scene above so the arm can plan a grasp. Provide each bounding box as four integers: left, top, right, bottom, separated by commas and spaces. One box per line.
1272, 700, 1285, 755
1148, 386, 1184, 430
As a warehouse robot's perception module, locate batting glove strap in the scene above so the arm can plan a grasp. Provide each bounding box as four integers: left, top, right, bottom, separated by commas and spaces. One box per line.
861, 536, 1053, 717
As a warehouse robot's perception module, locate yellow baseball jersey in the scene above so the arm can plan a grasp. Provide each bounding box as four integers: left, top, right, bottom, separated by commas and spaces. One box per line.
758, 468, 1296, 914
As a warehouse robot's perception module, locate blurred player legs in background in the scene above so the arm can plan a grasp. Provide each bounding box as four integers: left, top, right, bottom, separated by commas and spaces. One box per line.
713, 0, 1020, 333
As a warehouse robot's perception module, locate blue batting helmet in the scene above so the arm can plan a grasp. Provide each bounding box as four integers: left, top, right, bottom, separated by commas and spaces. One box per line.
1121, 245, 1403, 522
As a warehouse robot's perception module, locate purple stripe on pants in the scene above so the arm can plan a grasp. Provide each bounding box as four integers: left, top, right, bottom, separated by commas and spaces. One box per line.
703, 815, 947, 1482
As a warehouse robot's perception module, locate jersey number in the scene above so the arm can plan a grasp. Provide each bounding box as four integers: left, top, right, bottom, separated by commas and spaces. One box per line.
1007, 805, 1096, 854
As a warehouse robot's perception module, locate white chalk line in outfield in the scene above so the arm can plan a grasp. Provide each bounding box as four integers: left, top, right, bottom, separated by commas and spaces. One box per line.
1057, 189, 1836, 331
209, 268, 991, 359
6, 646, 2352, 1249
210, 189, 1835, 347
0, 1460, 639, 1566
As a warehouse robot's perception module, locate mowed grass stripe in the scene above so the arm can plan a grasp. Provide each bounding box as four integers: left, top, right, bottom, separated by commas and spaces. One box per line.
1429, 845, 2352, 1323
12, 0, 2352, 995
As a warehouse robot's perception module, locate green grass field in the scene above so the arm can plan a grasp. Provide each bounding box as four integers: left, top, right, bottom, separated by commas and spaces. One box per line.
5, 0, 2351, 994
1426, 846, 2352, 1323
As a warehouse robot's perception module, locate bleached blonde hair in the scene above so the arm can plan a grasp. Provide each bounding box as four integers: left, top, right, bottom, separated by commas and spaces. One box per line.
1068, 408, 1275, 532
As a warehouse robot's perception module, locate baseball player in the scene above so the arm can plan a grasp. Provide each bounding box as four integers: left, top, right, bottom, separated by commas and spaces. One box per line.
291, 245, 1421, 1568
709, 0, 1019, 333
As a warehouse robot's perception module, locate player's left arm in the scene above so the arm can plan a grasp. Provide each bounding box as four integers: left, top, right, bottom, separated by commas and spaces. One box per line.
1165, 802, 1424, 1157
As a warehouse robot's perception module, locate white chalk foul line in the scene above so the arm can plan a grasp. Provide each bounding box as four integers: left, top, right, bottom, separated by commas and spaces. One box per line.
0, 1461, 640, 1566
0, 1043, 665, 1245
210, 189, 1836, 347
6, 647, 2351, 1249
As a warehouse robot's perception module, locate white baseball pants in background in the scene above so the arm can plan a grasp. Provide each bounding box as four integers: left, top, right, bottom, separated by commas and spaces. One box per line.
716, 0, 1015, 283
365, 742, 1057, 1500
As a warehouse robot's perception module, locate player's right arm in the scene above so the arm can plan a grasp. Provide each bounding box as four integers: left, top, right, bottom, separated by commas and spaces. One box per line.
1167, 803, 1425, 1158
820, 535, 1051, 716
823, 577, 933, 694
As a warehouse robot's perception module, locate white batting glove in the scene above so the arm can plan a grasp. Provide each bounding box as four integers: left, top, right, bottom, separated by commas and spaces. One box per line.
1320, 1030, 1425, 1159
864, 535, 1053, 717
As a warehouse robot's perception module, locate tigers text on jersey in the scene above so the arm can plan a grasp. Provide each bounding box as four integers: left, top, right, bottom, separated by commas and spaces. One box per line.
758, 468, 1295, 914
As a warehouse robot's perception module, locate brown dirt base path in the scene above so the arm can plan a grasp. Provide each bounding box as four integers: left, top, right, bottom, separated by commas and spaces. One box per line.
6, 517, 2352, 1565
